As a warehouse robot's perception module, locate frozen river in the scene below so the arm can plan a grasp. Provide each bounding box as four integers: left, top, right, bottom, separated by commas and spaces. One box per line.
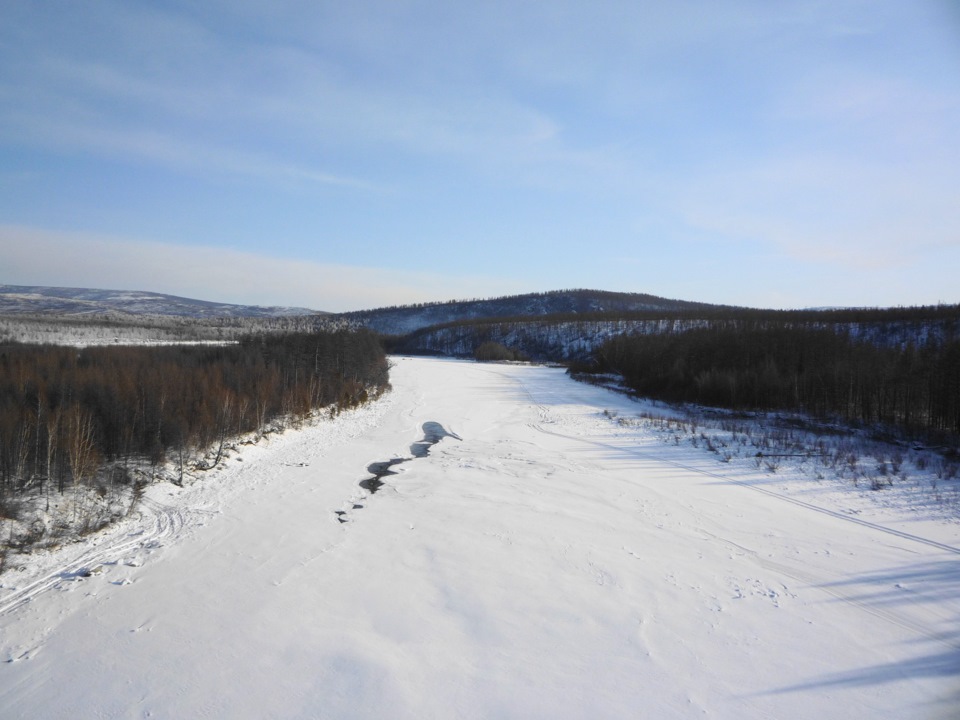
1, 357, 958, 719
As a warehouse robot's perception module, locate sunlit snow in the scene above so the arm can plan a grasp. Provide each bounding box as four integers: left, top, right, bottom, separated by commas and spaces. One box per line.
1, 358, 957, 719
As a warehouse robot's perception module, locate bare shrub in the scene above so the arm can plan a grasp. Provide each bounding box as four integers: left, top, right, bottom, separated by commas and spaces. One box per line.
890, 452, 903, 475
939, 459, 959, 481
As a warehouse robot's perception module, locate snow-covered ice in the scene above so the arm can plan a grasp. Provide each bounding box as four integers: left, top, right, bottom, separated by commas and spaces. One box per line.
1, 357, 958, 719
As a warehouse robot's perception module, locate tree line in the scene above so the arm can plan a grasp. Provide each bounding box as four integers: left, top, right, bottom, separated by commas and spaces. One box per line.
587, 326, 960, 442
394, 303, 960, 340
0, 330, 389, 502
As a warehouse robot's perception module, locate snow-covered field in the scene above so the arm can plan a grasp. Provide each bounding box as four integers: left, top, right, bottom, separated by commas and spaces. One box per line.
1, 357, 958, 719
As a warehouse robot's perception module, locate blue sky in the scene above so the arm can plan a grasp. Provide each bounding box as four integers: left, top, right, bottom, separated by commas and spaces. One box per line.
2, 1, 959, 312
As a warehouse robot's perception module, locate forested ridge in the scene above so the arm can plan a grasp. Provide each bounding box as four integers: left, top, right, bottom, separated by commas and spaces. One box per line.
391, 304, 960, 366
342, 288, 718, 315
0, 330, 389, 556
397, 302, 960, 329
338, 288, 724, 335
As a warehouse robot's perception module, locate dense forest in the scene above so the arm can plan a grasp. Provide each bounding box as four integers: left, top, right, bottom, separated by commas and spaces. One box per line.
0, 330, 389, 532
585, 326, 960, 443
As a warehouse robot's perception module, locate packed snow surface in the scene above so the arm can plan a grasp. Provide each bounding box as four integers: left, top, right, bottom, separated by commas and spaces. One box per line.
1, 357, 958, 719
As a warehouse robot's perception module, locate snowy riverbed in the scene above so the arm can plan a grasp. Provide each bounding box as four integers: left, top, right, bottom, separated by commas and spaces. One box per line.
1, 357, 958, 719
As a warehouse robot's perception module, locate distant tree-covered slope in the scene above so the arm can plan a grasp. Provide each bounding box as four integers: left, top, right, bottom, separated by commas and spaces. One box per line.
0, 285, 323, 318
391, 305, 960, 362
335, 289, 726, 335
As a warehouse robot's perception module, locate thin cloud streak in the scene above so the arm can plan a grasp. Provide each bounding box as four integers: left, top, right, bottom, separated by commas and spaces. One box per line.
3, 103, 375, 192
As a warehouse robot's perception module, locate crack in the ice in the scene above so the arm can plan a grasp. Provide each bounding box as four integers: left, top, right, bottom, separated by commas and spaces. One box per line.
334, 422, 461, 523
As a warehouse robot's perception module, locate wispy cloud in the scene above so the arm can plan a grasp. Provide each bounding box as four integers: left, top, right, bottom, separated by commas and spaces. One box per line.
1, 2, 958, 309
4, 111, 374, 191
0, 3, 569, 187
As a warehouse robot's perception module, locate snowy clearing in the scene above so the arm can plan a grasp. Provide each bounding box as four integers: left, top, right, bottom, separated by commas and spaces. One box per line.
1, 357, 958, 719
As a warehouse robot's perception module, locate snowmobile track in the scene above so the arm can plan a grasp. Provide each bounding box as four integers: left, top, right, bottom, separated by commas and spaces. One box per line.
0, 498, 184, 617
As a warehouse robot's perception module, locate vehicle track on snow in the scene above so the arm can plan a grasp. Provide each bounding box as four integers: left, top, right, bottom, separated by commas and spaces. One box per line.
0, 497, 186, 618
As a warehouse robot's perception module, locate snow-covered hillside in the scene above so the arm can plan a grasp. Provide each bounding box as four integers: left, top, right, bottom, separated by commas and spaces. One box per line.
0, 309, 349, 346
0, 358, 957, 719
398, 314, 960, 361
0, 285, 320, 318
400, 317, 713, 360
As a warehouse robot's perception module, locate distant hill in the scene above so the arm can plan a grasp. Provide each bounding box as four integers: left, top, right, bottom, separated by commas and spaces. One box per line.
0, 285, 322, 319
335, 289, 725, 335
